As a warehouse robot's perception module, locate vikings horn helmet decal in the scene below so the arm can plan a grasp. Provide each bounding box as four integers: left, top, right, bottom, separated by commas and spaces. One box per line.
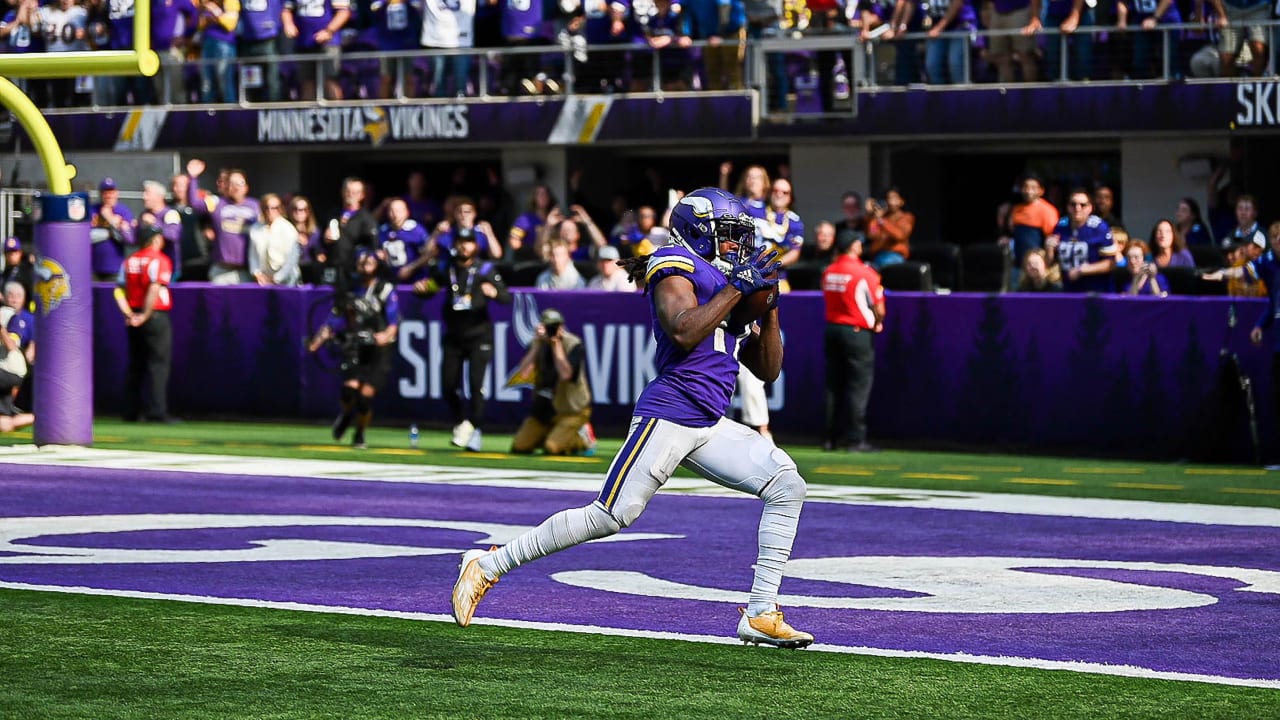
667, 187, 756, 273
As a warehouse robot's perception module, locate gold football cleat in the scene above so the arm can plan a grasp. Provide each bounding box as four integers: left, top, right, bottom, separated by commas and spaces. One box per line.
736, 607, 814, 649
451, 546, 498, 627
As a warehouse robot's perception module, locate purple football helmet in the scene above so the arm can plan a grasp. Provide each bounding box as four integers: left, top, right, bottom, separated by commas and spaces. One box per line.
667, 187, 756, 271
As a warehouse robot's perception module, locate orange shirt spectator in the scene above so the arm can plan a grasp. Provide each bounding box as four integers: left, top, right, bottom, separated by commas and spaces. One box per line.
865, 188, 915, 269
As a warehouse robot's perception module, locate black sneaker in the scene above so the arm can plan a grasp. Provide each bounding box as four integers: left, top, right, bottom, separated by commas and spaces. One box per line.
849, 442, 880, 454
352, 428, 367, 450
332, 411, 353, 441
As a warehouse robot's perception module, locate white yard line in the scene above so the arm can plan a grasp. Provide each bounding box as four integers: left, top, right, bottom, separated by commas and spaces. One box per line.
2, 580, 1276, 690
2, 445, 1279, 527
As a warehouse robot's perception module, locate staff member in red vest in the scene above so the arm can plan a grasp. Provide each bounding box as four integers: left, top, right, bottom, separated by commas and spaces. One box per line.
113, 224, 178, 424
822, 230, 885, 453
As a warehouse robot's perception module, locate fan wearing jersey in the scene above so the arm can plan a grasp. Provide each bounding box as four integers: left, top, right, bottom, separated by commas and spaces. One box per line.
378, 198, 430, 282
283, 0, 351, 100
420, 0, 477, 97
451, 187, 815, 649
1046, 188, 1119, 293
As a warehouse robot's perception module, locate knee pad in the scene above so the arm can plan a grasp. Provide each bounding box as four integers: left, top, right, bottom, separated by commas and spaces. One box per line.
761, 468, 806, 506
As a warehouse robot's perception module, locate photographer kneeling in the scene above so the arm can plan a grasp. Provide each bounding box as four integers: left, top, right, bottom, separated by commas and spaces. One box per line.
510, 309, 596, 456
308, 249, 400, 449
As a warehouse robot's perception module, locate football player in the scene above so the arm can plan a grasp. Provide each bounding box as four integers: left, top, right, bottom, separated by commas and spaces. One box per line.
452, 188, 815, 649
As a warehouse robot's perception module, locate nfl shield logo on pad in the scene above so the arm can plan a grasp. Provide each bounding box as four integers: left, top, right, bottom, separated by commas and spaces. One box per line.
68, 196, 86, 221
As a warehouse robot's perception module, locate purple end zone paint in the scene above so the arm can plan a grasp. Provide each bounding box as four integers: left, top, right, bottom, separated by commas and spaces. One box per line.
32, 193, 93, 447
1, 464, 1277, 681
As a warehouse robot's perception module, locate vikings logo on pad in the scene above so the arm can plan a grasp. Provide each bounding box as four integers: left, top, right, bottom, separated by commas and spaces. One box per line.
33, 257, 72, 317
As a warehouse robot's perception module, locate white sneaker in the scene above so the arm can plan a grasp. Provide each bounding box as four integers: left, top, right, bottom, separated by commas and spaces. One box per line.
451, 420, 475, 448
465, 428, 484, 452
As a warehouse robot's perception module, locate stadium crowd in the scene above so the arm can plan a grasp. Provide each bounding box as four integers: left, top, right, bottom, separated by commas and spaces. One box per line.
1, 0, 1274, 109
2, 157, 1275, 300
2, 158, 1278, 455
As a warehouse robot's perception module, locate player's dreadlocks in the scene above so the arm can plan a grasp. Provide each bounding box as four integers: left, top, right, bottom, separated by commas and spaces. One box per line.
618, 255, 651, 291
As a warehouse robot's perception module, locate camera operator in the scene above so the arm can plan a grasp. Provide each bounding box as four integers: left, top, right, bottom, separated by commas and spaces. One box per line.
308, 249, 400, 449
510, 308, 595, 456
413, 228, 511, 452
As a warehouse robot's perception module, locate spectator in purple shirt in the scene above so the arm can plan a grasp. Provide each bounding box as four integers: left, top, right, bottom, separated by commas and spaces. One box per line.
152, 0, 200, 104
283, 0, 351, 100
508, 183, 557, 261
240, 0, 286, 101
370, 0, 421, 98
0, 0, 44, 105
1123, 0, 1181, 79
1149, 218, 1195, 271
186, 157, 261, 285
91, 177, 137, 281
137, 180, 185, 281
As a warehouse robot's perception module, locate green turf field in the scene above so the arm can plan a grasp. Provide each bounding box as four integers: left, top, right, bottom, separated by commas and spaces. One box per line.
2, 589, 1275, 720
2, 419, 1278, 718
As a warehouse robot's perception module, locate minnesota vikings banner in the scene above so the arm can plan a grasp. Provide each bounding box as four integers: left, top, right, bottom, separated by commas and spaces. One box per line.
88, 285, 1274, 461
35, 95, 755, 152
35, 193, 93, 446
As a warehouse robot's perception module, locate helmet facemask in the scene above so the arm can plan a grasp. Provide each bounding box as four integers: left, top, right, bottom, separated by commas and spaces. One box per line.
709, 215, 756, 275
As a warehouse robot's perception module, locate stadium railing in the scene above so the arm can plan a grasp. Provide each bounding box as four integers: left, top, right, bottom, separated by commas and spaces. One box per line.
31, 20, 1280, 122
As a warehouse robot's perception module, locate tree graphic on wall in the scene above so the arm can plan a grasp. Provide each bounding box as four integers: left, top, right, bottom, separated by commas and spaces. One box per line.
875, 317, 910, 439
956, 296, 1016, 443
1016, 335, 1042, 444
1104, 355, 1136, 454
1136, 336, 1166, 453
1063, 297, 1111, 445
214, 296, 245, 414
178, 290, 212, 413
902, 301, 945, 438
252, 290, 298, 416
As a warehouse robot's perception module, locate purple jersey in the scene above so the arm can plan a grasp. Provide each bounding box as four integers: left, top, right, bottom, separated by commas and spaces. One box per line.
199, 0, 241, 43
1124, 0, 1179, 22
151, 207, 185, 274
503, 0, 546, 39
6, 308, 34, 349
584, 0, 627, 43
1246, 250, 1280, 349
509, 211, 544, 248
2, 9, 41, 52
189, 178, 261, 269
371, 0, 420, 48
152, 0, 198, 49
240, 0, 286, 40
288, 0, 348, 48
106, 0, 134, 49
1055, 215, 1117, 293
90, 203, 136, 276
748, 206, 804, 253
632, 244, 748, 427
378, 219, 429, 277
